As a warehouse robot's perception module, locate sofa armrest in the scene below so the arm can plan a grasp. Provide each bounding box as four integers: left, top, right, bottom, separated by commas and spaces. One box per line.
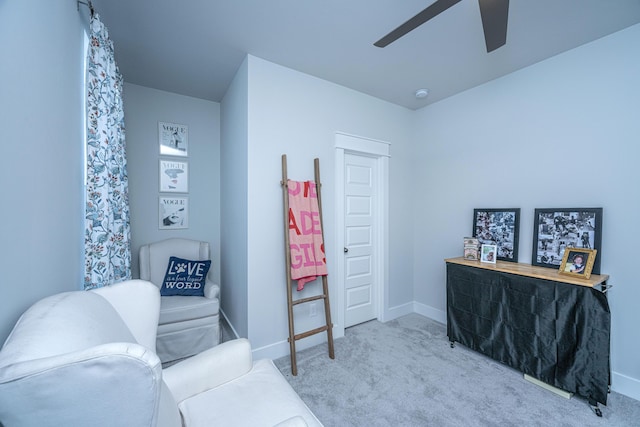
0, 342, 162, 427
204, 280, 220, 299
91, 280, 160, 351
162, 338, 253, 403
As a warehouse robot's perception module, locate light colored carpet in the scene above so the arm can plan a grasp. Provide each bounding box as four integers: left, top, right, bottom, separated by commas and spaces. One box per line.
273, 314, 639, 427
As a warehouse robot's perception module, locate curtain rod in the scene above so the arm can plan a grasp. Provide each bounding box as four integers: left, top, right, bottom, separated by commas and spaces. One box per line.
77, 0, 95, 17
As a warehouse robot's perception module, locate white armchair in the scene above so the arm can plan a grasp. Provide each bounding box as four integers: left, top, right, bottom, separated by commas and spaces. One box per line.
139, 238, 221, 363
0, 280, 322, 427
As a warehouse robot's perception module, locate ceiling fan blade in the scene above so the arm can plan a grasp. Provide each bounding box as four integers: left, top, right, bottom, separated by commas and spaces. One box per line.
479, 0, 509, 52
374, 0, 462, 48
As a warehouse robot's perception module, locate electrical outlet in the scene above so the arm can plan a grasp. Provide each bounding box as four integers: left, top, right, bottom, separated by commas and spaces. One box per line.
309, 303, 317, 317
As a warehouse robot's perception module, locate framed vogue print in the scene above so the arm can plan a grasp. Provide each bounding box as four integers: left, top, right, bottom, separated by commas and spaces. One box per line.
472, 208, 520, 262
531, 208, 602, 274
559, 248, 597, 280
160, 159, 188, 193
159, 122, 188, 157
159, 197, 188, 229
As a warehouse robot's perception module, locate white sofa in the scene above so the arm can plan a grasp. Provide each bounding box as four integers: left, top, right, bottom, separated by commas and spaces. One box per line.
0, 280, 322, 427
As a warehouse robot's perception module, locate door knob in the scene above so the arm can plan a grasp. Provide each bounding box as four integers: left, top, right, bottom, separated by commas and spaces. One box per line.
344, 247, 349, 253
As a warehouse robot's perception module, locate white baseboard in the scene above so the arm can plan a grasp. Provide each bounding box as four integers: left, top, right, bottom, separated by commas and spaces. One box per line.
413, 301, 446, 324
383, 302, 413, 322
219, 309, 239, 339
251, 329, 329, 361
384, 301, 446, 325
612, 371, 640, 401
245, 302, 448, 360
220, 308, 342, 361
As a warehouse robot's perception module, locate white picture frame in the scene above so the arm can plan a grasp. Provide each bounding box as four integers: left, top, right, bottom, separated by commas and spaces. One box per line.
159, 197, 188, 229
159, 159, 188, 193
159, 121, 188, 157
480, 244, 497, 264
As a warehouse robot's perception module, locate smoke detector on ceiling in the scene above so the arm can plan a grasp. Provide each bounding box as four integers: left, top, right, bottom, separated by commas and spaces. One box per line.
415, 89, 429, 99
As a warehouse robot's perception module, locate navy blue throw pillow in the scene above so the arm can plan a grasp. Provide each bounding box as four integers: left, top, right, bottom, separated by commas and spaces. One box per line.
161, 256, 211, 296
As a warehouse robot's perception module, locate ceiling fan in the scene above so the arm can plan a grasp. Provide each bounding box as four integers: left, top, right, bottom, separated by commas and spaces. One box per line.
374, 0, 509, 53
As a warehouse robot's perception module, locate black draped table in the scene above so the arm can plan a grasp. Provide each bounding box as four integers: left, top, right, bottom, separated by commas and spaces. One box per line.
445, 257, 610, 409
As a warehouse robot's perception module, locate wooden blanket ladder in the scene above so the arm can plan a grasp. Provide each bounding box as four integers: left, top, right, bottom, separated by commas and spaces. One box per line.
281, 154, 335, 376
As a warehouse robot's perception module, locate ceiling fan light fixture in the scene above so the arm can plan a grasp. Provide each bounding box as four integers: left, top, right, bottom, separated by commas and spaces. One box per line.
415, 88, 429, 99
374, 0, 508, 53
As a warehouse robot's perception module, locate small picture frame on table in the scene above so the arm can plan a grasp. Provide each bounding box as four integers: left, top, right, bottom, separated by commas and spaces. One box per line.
559, 248, 597, 280
463, 237, 479, 261
480, 244, 497, 264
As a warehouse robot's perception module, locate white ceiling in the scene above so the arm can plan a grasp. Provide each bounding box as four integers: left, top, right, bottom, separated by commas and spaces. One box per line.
89, 0, 640, 110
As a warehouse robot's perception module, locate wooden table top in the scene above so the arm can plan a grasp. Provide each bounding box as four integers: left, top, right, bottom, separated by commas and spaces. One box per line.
445, 257, 609, 288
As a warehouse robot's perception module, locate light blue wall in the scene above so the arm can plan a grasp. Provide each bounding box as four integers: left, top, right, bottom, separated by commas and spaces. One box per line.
412, 24, 640, 400
243, 56, 415, 358
220, 58, 250, 338
123, 83, 221, 282
0, 0, 86, 343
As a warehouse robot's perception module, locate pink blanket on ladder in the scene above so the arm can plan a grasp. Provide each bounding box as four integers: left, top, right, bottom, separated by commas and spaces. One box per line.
288, 180, 327, 291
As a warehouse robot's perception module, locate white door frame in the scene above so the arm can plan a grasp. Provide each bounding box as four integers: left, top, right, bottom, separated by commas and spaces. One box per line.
334, 132, 390, 338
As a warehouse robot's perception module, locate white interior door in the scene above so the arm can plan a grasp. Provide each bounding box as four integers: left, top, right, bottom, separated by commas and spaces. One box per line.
344, 153, 378, 327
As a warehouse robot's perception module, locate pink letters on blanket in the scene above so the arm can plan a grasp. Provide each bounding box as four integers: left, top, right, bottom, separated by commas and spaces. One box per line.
288, 180, 327, 291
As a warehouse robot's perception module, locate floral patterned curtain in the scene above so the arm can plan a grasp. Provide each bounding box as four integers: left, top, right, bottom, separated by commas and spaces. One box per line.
84, 13, 131, 289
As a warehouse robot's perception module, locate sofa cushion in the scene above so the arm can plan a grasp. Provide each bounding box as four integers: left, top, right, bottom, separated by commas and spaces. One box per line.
177, 359, 322, 426
161, 257, 211, 297
158, 295, 220, 325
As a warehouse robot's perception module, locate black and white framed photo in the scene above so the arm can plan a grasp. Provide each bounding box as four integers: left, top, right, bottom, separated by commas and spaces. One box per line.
159, 121, 188, 157
532, 208, 602, 274
472, 208, 520, 262
159, 159, 188, 193
159, 197, 188, 229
